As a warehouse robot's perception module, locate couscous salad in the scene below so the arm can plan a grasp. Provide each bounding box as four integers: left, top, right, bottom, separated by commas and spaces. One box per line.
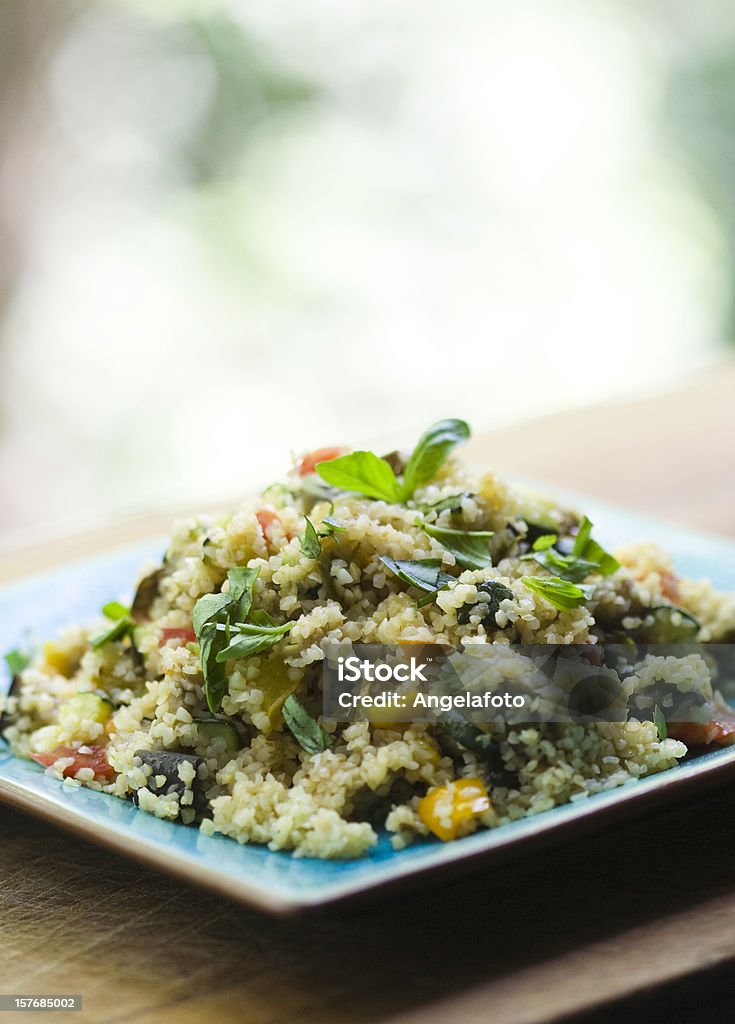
3, 419, 735, 858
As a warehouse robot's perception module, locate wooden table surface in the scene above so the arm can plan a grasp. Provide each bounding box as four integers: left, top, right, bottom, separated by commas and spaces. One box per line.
2, 362, 735, 1024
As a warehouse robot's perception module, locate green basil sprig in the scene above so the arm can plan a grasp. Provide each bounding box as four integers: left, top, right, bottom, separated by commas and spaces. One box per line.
417, 492, 473, 516
282, 693, 331, 754
299, 510, 346, 559
193, 568, 292, 713
572, 516, 620, 576
522, 517, 619, 583
315, 418, 470, 504
91, 601, 135, 650
422, 523, 494, 570
4, 649, 31, 676
379, 555, 454, 607
522, 576, 594, 611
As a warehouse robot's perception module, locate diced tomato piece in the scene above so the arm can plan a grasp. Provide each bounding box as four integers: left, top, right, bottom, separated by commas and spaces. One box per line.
159, 627, 197, 646
30, 745, 114, 779
296, 446, 347, 476
669, 717, 735, 747
660, 571, 681, 604
256, 509, 294, 542
256, 509, 279, 535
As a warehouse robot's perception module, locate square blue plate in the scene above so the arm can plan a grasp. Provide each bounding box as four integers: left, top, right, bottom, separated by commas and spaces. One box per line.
2, 494, 735, 915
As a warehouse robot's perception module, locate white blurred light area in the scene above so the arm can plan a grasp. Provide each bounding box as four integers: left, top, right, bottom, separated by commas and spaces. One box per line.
0, 0, 731, 536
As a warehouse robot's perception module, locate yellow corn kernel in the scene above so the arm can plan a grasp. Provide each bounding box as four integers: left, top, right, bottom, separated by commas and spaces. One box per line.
418, 778, 491, 842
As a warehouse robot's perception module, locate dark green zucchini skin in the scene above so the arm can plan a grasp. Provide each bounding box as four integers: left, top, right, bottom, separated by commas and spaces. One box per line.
195, 717, 240, 752
133, 750, 202, 811
635, 605, 701, 644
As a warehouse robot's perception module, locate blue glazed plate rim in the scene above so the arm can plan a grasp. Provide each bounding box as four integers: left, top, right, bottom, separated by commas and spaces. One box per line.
1, 490, 735, 914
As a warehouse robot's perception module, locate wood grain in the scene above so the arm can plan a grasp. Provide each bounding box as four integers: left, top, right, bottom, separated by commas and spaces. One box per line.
1, 363, 735, 1024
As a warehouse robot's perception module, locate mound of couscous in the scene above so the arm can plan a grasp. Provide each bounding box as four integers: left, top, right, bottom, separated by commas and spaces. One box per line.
3, 419, 735, 858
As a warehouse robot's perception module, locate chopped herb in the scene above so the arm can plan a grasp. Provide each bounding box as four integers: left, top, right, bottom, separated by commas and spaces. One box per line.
572, 517, 620, 576
522, 576, 594, 611
315, 418, 471, 504
400, 419, 471, 498
320, 513, 346, 537
417, 492, 472, 516
522, 546, 598, 583
532, 534, 557, 552
522, 517, 619, 583
300, 508, 346, 560
192, 568, 292, 713
4, 649, 30, 676
198, 628, 229, 714
91, 602, 134, 650
379, 556, 454, 606
192, 592, 232, 636
653, 705, 668, 741
214, 619, 292, 662
226, 566, 260, 623
101, 601, 129, 621
456, 581, 514, 627
315, 449, 403, 503
282, 693, 331, 754
300, 517, 322, 559
422, 523, 494, 570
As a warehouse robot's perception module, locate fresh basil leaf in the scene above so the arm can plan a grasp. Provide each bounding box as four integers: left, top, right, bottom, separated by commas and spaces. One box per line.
379, 556, 454, 599
102, 601, 130, 621
522, 546, 600, 583
4, 649, 30, 676
282, 693, 331, 755
200, 627, 229, 715
215, 632, 277, 663
227, 567, 259, 622
192, 592, 233, 638
422, 523, 494, 570
250, 608, 277, 628
522, 576, 593, 611
300, 517, 321, 559
315, 450, 402, 503
653, 704, 667, 741
522, 519, 615, 583
532, 534, 557, 552
417, 492, 472, 516
213, 618, 291, 637
401, 418, 470, 498
227, 567, 259, 604
456, 581, 514, 626
91, 617, 134, 650
572, 517, 620, 576
320, 514, 346, 537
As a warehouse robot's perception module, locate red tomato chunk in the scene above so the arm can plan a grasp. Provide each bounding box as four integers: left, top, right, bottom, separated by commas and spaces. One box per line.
296, 446, 346, 476
669, 718, 735, 747
159, 627, 197, 646
30, 745, 115, 778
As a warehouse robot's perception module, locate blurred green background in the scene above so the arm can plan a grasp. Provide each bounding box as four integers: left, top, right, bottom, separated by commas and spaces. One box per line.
1, 0, 734, 536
